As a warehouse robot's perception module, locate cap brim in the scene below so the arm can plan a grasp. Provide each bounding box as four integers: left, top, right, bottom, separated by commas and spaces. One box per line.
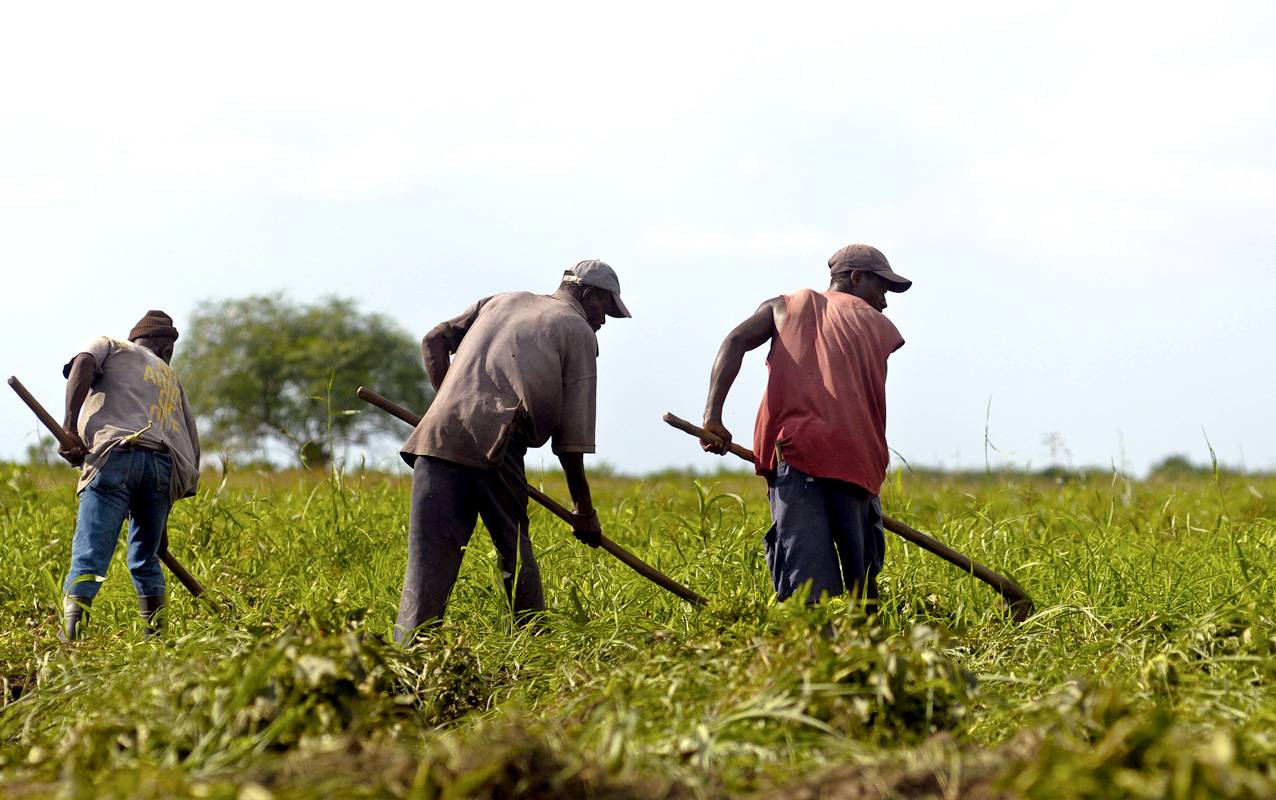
880, 269, 912, 292
606, 292, 632, 318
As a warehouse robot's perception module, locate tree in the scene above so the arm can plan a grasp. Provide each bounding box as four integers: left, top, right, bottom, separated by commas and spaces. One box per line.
25, 436, 58, 466
176, 294, 431, 467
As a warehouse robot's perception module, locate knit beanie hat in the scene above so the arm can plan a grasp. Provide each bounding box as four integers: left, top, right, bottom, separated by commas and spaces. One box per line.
128, 310, 179, 342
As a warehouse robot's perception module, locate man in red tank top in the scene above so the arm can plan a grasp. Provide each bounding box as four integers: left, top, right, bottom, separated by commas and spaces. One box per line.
700, 244, 910, 605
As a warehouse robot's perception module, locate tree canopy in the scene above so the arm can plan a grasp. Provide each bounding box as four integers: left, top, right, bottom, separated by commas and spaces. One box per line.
176, 294, 430, 467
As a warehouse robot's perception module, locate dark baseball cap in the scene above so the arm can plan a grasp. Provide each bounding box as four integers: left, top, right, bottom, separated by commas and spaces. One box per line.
828, 244, 912, 292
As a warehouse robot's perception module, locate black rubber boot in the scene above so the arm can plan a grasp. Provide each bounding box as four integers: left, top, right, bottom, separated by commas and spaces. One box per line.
138, 595, 166, 638
59, 596, 92, 643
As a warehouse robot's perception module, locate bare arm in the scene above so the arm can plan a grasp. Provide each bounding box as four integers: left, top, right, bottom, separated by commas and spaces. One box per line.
60, 354, 95, 464
558, 452, 594, 514
557, 452, 602, 547
700, 297, 784, 454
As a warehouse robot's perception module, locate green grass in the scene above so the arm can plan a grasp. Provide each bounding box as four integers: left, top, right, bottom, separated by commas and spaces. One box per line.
1, 462, 1274, 798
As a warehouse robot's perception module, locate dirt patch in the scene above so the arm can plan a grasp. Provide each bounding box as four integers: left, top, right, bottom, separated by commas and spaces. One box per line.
0, 781, 62, 800
244, 730, 694, 800
757, 732, 1039, 800
0, 732, 1038, 800
0, 659, 32, 709
1, 673, 28, 707
247, 740, 420, 796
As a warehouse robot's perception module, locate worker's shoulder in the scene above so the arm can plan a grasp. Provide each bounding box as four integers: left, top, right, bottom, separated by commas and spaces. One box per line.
844, 301, 903, 345
474, 291, 593, 340
102, 337, 149, 357
773, 288, 822, 310
505, 291, 591, 326
784, 287, 819, 301
80, 334, 123, 350
87, 338, 171, 384
78, 335, 130, 362
104, 339, 171, 371
481, 291, 561, 316
486, 290, 535, 304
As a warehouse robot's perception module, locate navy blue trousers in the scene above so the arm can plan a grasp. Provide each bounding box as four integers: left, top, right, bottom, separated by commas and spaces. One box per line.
765, 462, 885, 603
395, 446, 544, 644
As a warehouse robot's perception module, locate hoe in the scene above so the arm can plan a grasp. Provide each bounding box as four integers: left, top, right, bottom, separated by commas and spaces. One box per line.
7, 375, 207, 599
357, 387, 708, 607
662, 412, 1034, 621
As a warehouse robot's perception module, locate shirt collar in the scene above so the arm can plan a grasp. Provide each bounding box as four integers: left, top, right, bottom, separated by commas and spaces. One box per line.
549, 288, 589, 321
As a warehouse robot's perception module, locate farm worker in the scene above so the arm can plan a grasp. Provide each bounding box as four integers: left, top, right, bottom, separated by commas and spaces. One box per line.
395, 260, 631, 643
699, 244, 910, 605
56, 310, 201, 641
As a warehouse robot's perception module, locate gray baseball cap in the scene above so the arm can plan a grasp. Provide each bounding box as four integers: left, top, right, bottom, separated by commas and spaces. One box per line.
563, 259, 632, 318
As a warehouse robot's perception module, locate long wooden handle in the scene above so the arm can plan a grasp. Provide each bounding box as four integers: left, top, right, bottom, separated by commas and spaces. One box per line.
8, 375, 208, 599
7, 376, 81, 451
357, 386, 708, 607
663, 411, 1034, 621
159, 529, 206, 598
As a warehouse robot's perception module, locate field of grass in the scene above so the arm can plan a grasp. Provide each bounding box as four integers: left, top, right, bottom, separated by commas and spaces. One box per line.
1, 461, 1274, 798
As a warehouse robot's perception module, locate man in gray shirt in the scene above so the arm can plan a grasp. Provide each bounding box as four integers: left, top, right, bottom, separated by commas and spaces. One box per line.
58, 310, 201, 641
396, 260, 631, 643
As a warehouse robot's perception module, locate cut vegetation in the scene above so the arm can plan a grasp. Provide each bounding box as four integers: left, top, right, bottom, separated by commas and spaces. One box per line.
1, 464, 1273, 798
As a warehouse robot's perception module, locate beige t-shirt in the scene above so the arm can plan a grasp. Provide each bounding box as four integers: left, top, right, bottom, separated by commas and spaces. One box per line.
65, 337, 201, 501
401, 291, 598, 468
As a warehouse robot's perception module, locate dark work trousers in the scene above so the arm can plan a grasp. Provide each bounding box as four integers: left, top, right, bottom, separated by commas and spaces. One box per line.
764, 461, 886, 603
395, 445, 544, 644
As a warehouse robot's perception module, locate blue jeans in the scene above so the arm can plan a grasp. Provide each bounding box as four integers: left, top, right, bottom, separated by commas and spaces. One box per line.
64, 448, 172, 600
765, 462, 885, 603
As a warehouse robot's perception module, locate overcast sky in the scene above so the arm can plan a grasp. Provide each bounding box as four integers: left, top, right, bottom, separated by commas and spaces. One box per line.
2, 2, 1273, 476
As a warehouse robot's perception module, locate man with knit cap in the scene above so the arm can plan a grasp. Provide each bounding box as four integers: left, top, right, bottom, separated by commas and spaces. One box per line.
699, 244, 910, 606
395, 260, 630, 643
57, 310, 201, 641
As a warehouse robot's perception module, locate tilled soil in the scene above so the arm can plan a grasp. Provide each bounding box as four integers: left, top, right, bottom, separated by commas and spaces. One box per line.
0, 732, 1043, 799
757, 733, 1039, 800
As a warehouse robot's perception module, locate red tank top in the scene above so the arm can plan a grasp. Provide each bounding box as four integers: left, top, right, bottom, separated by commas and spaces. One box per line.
753, 289, 905, 494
